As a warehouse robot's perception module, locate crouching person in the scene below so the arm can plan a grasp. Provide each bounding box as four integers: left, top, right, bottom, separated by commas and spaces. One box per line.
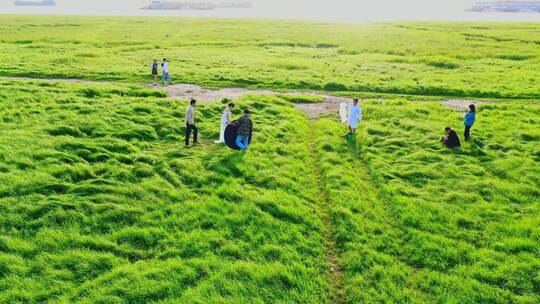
441, 127, 461, 148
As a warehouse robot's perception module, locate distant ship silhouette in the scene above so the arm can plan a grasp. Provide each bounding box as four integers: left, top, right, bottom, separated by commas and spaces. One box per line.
143, 1, 251, 10
14, 0, 55, 6
469, 1, 540, 13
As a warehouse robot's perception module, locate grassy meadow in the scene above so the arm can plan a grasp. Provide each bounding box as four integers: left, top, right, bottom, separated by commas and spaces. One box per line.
313, 102, 540, 303
0, 15, 539, 304
1, 16, 540, 99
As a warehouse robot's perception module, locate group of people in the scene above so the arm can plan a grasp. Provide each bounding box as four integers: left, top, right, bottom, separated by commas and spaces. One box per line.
183, 98, 475, 151
340, 99, 477, 150
153, 59, 475, 150
441, 104, 477, 148
152, 58, 172, 85
184, 99, 253, 151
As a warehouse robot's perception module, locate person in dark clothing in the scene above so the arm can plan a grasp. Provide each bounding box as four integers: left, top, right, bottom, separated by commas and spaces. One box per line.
185, 99, 198, 147
151, 59, 158, 84
464, 104, 476, 141
235, 109, 253, 151
441, 127, 461, 148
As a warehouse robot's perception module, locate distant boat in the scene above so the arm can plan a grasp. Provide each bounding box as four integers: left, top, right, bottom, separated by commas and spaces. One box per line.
469, 1, 540, 13
14, 0, 55, 6
143, 0, 251, 10
215, 1, 251, 8
145, 1, 214, 10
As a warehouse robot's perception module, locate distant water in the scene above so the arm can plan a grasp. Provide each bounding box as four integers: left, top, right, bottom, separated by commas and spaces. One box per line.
1, 0, 540, 23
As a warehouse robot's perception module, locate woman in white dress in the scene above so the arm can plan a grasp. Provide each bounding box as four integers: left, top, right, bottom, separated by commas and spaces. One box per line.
215, 102, 235, 144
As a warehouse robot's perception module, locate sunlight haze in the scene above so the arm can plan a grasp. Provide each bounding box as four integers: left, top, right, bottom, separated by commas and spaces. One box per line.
1, 0, 540, 22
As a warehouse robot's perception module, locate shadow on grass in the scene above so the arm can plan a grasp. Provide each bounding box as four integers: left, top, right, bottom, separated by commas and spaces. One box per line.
445, 138, 490, 159
346, 133, 369, 161
203, 149, 246, 178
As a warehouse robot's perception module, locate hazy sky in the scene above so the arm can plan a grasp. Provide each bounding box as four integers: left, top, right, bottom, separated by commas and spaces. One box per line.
1, 0, 540, 22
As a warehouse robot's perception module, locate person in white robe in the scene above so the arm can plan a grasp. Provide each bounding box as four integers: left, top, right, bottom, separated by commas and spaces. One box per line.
348, 99, 362, 135
215, 102, 235, 144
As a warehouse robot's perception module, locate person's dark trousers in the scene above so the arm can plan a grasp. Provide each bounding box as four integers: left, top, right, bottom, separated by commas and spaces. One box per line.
185, 123, 198, 146
464, 126, 471, 141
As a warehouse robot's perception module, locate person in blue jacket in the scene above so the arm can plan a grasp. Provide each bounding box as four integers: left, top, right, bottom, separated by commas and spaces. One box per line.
464, 104, 476, 141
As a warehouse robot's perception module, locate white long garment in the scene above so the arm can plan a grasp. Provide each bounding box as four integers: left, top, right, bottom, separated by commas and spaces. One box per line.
216, 108, 232, 143
221, 108, 232, 125
162, 62, 169, 73
348, 104, 362, 129
339, 102, 348, 124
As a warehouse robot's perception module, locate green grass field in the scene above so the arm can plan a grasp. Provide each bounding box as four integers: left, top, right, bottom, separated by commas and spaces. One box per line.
0, 15, 539, 304
1, 16, 540, 99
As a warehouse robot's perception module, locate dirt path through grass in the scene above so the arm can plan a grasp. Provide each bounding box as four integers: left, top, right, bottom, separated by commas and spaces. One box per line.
2, 76, 350, 119
308, 138, 346, 304
14, 76, 532, 118
442, 99, 489, 112
441, 99, 539, 112
160, 83, 350, 119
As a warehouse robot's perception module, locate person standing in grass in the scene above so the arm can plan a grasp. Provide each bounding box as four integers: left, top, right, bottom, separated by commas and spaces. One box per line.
185, 99, 198, 147
215, 102, 235, 144
161, 58, 171, 85
151, 59, 158, 84
441, 127, 461, 148
235, 109, 253, 151
347, 98, 362, 136
464, 104, 476, 141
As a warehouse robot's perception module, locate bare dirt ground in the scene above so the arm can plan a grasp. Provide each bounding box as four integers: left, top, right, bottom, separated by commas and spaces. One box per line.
11, 77, 503, 118
443, 99, 489, 112
294, 102, 342, 120
2, 77, 352, 119
159, 83, 351, 119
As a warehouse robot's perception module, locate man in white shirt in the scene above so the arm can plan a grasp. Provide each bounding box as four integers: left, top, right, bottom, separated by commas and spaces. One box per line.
161, 58, 171, 85
215, 102, 235, 144
347, 99, 362, 136
185, 99, 198, 146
